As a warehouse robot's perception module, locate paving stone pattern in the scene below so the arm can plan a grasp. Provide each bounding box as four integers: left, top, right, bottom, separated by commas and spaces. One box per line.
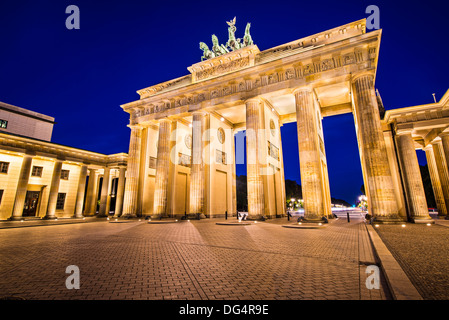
0, 218, 391, 300
375, 223, 449, 300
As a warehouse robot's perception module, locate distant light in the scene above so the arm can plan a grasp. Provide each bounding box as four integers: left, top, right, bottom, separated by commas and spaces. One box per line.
318, 223, 322, 226
83, 217, 85, 220
401, 224, 406, 228
138, 219, 141, 222
149, 219, 151, 221
220, 117, 224, 122
175, 219, 178, 222
187, 220, 190, 222
55, 218, 58, 221
375, 224, 379, 228
426, 223, 431, 226
115, 219, 118, 221
20, 220, 24, 222
271, 108, 275, 112
189, 123, 192, 128
107, 217, 110, 220
254, 221, 257, 224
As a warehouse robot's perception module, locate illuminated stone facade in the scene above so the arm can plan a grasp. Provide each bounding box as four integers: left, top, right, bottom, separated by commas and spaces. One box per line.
0, 103, 128, 220
120, 18, 449, 223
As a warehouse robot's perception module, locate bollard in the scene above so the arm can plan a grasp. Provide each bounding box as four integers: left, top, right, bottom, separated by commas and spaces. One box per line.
225, 211, 228, 220
287, 211, 290, 221
347, 211, 350, 223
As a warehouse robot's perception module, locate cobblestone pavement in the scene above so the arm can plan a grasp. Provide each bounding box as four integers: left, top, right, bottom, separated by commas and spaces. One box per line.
374, 222, 449, 300
0, 217, 391, 300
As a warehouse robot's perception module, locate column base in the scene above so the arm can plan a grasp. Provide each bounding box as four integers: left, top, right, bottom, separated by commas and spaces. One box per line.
298, 216, 329, 224
246, 215, 267, 221
371, 215, 404, 224
120, 214, 137, 219
8, 216, 26, 221
411, 217, 435, 224
42, 215, 57, 220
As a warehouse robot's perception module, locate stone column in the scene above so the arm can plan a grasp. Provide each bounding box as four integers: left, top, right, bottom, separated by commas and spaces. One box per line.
231, 128, 237, 217
153, 119, 172, 218
246, 98, 265, 219
10, 154, 34, 220
278, 122, 287, 217
98, 167, 111, 217
73, 164, 88, 218
113, 166, 126, 217
84, 169, 97, 215
294, 88, 325, 222
439, 133, 449, 219
44, 159, 63, 219
431, 141, 449, 218
189, 112, 207, 218
396, 132, 432, 222
424, 146, 447, 217
122, 125, 143, 217
352, 74, 401, 223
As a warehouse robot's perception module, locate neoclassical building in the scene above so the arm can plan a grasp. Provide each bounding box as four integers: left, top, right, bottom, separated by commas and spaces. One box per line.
119, 18, 447, 224
0, 101, 127, 220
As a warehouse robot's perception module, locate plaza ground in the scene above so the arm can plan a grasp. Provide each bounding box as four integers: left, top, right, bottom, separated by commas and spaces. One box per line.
374, 218, 449, 300
0, 211, 393, 300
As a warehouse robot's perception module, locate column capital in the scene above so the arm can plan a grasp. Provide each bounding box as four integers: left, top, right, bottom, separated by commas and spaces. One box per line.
245, 97, 263, 105
292, 86, 314, 96
127, 124, 143, 130
351, 71, 376, 84
439, 130, 449, 138
395, 129, 414, 136
158, 118, 172, 124
395, 123, 414, 136
192, 110, 209, 117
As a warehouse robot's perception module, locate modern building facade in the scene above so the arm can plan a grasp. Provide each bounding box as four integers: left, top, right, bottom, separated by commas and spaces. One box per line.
119, 18, 446, 224
0, 102, 127, 220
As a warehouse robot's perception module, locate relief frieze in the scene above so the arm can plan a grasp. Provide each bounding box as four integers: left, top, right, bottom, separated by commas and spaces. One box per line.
133, 48, 374, 120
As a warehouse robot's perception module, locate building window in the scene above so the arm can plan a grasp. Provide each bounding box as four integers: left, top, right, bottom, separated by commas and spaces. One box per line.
0, 162, 9, 174
0, 119, 7, 129
216, 150, 227, 165
31, 166, 43, 177
178, 153, 191, 168
60, 169, 70, 180
56, 193, 66, 210
0, 190, 3, 205
149, 156, 157, 169
268, 142, 280, 160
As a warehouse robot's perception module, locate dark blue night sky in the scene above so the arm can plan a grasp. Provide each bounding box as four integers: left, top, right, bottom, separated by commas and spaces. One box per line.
1, 0, 448, 205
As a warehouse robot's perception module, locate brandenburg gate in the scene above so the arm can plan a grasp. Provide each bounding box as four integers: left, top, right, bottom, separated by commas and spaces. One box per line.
119, 18, 436, 224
